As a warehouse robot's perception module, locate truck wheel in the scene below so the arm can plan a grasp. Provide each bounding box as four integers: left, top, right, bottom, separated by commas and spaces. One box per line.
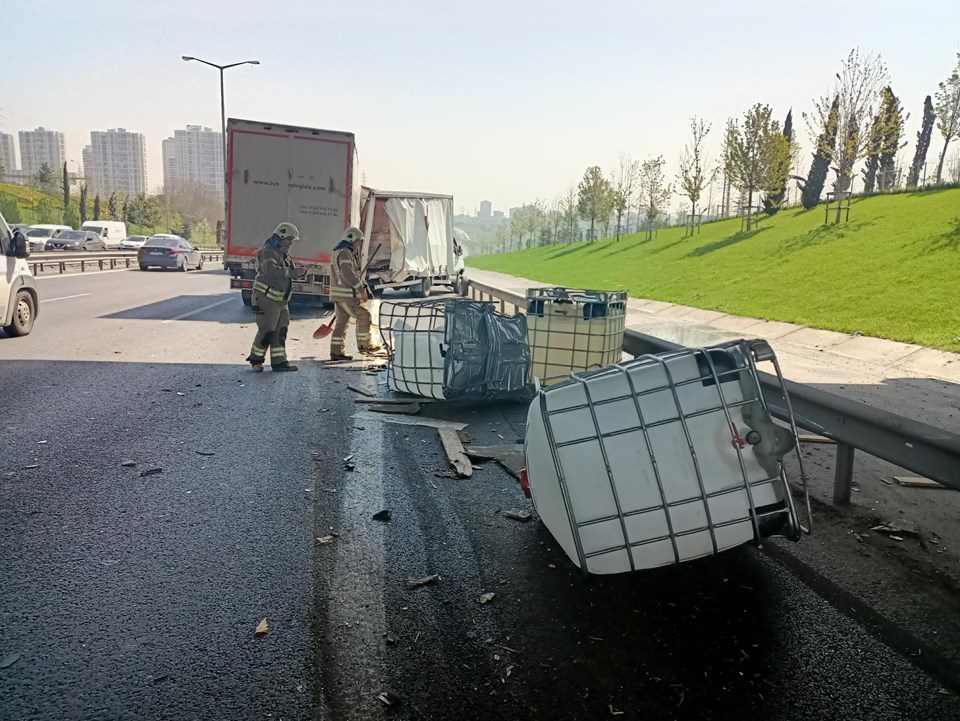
241, 290, 253, 307
4, 290, 36, 337
456, 275, 469, 297
139, 265, 148, 271
410, 276, 433, 298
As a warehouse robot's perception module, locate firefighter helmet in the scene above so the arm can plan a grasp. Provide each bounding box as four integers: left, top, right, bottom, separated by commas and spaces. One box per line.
273, 222, 300, 241
341, 226, 363, 244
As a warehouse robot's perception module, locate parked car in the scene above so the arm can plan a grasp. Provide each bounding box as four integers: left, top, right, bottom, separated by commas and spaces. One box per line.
25, 224, 73, 253
118, 235, 149, 250
138, 235, 204, 271
45, 230, 106, 252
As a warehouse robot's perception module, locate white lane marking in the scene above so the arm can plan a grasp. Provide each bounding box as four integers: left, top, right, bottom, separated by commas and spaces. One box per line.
40, 293, 91, 303
161, 297, 235, 323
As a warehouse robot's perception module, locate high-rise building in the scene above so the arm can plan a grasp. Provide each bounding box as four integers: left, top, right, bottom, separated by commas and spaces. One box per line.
479, 200, 492, 219
162, 138, 178, 194
81, 145, 93, 188
18, 127, 65, 177
0, 133, 17, 173
170, 125, 223, 201
493, 210, 504, 220
89, 128, 147, 196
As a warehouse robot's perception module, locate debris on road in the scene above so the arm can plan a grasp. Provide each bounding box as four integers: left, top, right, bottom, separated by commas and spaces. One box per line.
316, 535, 336, 545
377, 690, 401, 707
347, 384, 377, 398
438, 427, 472, 478
320, 487, 338, 494
894, 476, 944, 489
23, 464, 38, 470
254, 618, 269, 636
140, 467, 163, 477
355, 397, 436, 405
408, 574, 440, 588
343, 454, 354, 463
373, 509, 392, 522
464, 444, 524, 478
120, 460, 137, 468
505, 509, 532, 522
38, 440, 48, 445
352, 411, 467, 432
478, 592, 496, 604
367, 402, 423, 415
871, 519, 920, 537
0, 652, 20, 669
196, 450, 216, 457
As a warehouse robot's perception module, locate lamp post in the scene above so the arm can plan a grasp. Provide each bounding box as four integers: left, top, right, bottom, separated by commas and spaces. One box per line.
181, 56, 260, 175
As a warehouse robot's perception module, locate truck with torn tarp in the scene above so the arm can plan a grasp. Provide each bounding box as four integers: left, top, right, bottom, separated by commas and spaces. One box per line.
359, 188, 466, 298
224, 118, 360, 306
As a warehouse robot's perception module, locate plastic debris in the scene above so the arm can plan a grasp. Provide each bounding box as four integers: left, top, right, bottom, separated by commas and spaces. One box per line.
255, 619, 269, 635
120, 460, 137, 468
377, 691, 401, 707
316, 536, 335, 545
373, 509, 392, 522
479, 592, 496, 605
140, 467, 163, 477
505, 509, 532, 522
408, 574, 440, 588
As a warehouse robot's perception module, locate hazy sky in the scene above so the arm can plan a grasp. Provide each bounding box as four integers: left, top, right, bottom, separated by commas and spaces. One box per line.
3, 0, 959, 214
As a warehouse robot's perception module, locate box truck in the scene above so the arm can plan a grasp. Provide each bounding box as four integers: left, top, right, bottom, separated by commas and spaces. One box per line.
359, 188, 466, 297
224, 118, 360, 305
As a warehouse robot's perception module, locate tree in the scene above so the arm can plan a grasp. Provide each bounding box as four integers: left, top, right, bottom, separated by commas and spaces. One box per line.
560, 184, 578, 244
677, 117, 711, 229
61, 161, 70, 217
934, 52, 960, 184
907, 96, 936, 188
638, 156, 672, 239
762, 110, 795, 214
107, 191, 119, 221
805, 49, 889, 193
63, 202, 80, 230
723, 104, 790, 230
576, 166, 614, 242
93, 194, 101, 221
612, 153, 639, 240
512, 200, 545, 249
35, 162, 56, 194
862, 87, 907, 192
801, 95, 840, 209
79, 184, 88, 224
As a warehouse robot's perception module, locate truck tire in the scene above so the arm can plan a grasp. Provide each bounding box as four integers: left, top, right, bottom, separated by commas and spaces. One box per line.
456, 275, 469, 297
241, 290, 253, 307
3, 290, 36, 337
410, 276, 433, 298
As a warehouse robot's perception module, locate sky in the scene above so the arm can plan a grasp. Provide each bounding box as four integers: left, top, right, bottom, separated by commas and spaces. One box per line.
3, 0, 959, 215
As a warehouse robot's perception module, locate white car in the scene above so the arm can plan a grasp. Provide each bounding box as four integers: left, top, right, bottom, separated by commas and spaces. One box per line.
25, 224, 72, 253
118, 235, 149, 250
1, 212, 39, 337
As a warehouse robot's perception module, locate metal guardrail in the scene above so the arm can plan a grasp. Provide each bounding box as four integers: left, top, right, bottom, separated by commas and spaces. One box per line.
29, 251, 224, 275
467, 278, 960, 500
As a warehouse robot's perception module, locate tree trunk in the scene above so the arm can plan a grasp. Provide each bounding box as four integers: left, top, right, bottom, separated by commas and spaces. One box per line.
936, 138, 950, 185
746, 187, 753, 231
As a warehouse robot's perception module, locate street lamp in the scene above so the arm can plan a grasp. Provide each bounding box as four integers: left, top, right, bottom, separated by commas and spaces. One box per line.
181, 55, 260, 172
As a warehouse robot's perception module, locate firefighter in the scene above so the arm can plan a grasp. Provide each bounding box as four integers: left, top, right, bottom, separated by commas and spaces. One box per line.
245, 222, 306, 372
329, 226, 380, 360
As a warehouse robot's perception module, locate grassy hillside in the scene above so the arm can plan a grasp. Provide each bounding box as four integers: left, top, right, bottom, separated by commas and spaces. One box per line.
469, 189, 960, 352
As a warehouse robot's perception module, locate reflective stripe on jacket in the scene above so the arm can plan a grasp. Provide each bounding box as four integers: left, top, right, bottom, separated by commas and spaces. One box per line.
254, 244, 295, 302
330, 246, 362, 301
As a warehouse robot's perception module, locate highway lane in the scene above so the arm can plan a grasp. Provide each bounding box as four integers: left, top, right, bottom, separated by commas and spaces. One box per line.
1, 268, 958, 720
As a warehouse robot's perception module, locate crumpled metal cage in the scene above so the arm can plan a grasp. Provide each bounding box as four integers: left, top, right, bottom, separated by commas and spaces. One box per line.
524, 339, 812, 575
379, 299, 531, 401
526, 287, 627, 385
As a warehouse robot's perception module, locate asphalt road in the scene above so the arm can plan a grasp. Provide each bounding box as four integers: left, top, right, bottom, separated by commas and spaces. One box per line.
1, 268, 958, 721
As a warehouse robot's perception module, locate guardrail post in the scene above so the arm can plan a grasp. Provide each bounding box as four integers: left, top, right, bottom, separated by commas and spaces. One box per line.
126, 259, 131, 268
98, 259, 104, 270
833, 443, 855, 504
59, 262, 65, 274
110, 259, 116, 270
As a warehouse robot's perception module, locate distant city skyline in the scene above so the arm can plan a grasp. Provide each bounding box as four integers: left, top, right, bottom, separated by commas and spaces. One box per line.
3, 1, 959, 211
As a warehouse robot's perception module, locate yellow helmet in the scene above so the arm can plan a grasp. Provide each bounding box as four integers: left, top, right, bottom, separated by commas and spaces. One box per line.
341, 226, 363, 244
273, 222, 300, 240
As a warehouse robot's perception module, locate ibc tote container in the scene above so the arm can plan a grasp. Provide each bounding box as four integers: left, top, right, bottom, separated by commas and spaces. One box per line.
526, 288, 627, 384
523, 339, 810, 575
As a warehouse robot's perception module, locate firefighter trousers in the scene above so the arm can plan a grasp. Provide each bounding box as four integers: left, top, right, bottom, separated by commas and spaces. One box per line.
330, 298, 374, 355
248, 293, 290, 367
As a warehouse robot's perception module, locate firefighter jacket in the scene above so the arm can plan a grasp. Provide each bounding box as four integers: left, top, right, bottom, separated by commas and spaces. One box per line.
330, 240, 363, 301
253, 237, 296, 303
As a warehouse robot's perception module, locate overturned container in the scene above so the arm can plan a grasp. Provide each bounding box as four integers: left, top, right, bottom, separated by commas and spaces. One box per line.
379, 298, 531, 401
526, 287, 627, 385
523, 339, 810, 575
